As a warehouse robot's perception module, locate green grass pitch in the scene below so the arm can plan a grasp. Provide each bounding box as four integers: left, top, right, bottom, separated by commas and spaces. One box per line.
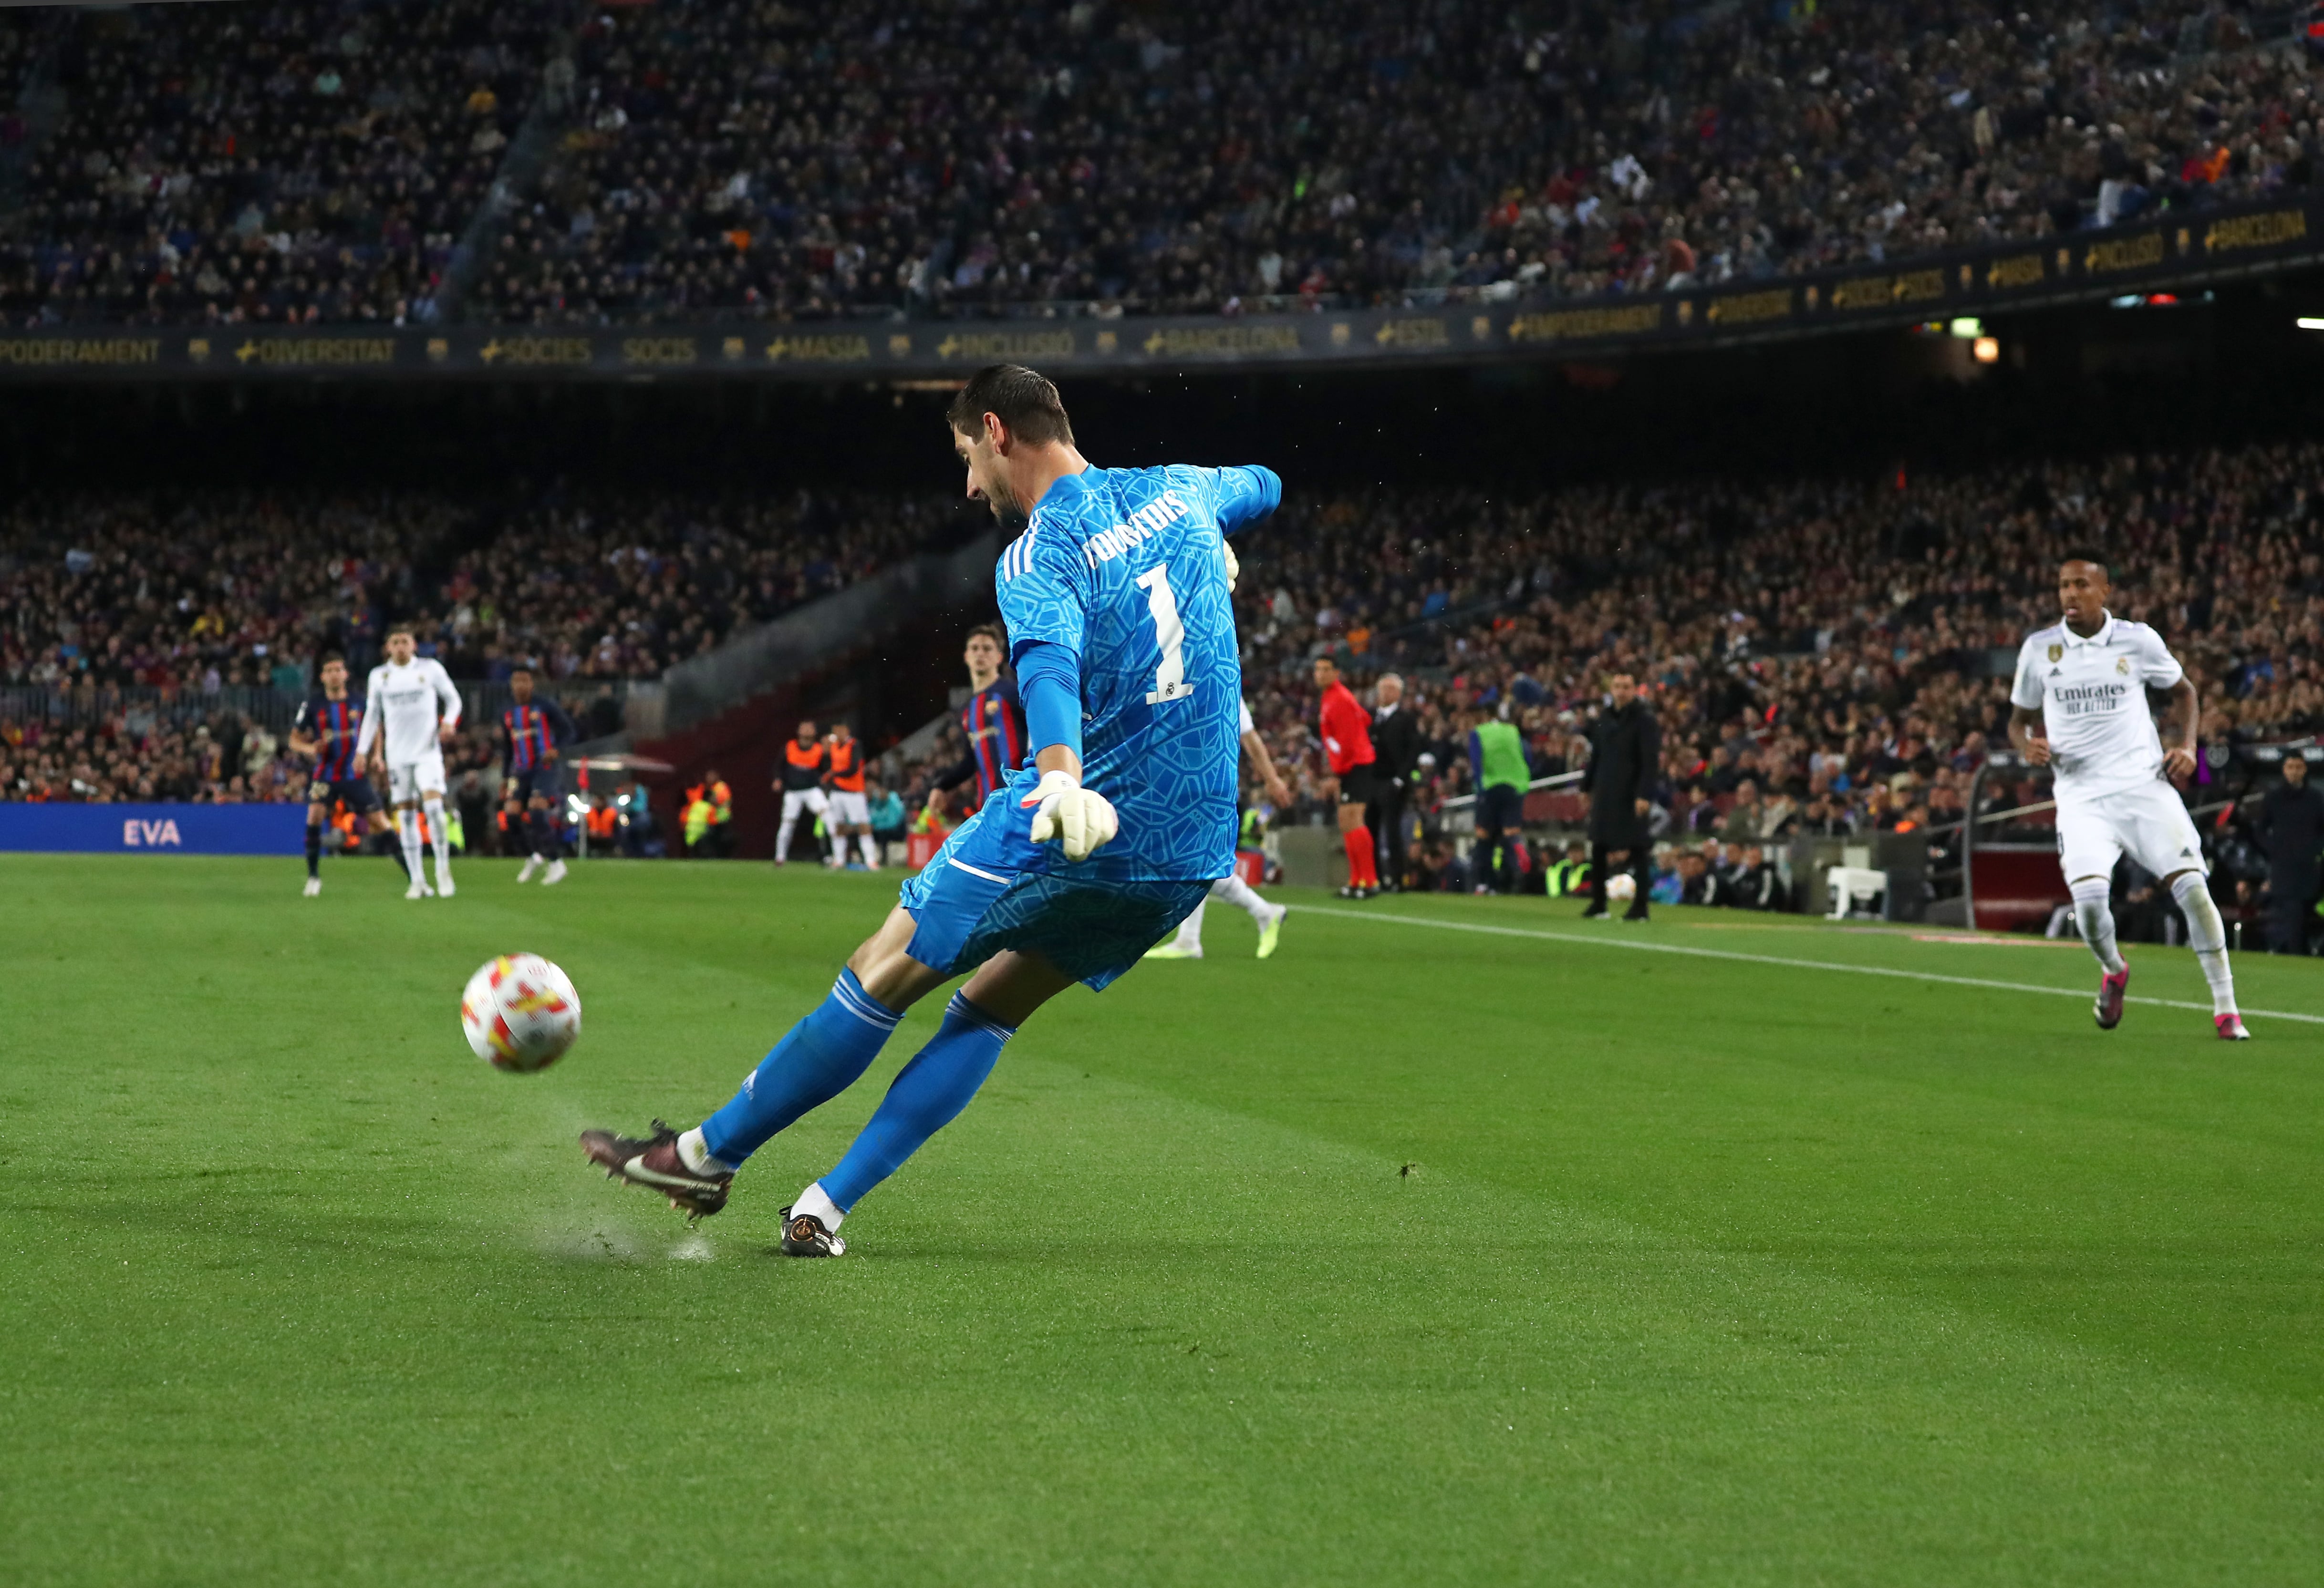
1, 854, 2318, 1586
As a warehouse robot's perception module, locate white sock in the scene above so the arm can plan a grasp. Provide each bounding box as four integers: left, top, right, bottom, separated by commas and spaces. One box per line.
859, 834, 880, 867
793, 1180, 844, 1230
1212, 873, 1272, 925
424, 797, 453, 886
2069, 877, 2125, 975
2171, 871, 2237, 1015
1172, 896, 1208, 950
396, 807, 424, 881
676, 1126, 734, 1176
776, 817, 796, 858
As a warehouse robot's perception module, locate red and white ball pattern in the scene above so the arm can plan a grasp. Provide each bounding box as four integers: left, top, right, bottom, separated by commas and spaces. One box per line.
460, 953, 581, 1073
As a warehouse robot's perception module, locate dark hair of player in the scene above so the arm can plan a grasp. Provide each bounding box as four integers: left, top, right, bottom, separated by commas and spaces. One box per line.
947, 364, 1074, 446
965, 622, 1004, 648
2059, 548, 2110, 577
386, 622, 415, 639
508, 663, 533, 678
319, 652, 346, 669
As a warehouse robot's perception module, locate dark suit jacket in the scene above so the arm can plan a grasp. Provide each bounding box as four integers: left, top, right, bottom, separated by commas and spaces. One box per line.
1583, 701, 1660, 846
1370, 704, 1423, 789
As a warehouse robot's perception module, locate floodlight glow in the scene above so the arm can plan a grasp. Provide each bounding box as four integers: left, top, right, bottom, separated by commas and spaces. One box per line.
1971, 337, 2000, 364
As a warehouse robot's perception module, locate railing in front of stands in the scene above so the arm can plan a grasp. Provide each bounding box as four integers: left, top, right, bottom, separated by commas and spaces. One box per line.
0, 678, 664, 740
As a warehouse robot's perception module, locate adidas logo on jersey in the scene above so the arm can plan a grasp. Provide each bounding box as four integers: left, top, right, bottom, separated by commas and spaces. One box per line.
1079, 491, 1191, 568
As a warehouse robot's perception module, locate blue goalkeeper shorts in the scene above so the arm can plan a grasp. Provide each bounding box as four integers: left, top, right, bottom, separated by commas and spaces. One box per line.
898, 786, 1212, 991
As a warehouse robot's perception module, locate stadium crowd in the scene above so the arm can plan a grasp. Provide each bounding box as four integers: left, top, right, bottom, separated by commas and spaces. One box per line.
0, 0, 565, 327
866, 438, 2322, 906
1209, 439, 2324, 896
8, 439, 2324, 835
430, 488, 968, 678
3, 0, 2317, 326
489, 0, 2324, 322
0, 485, 968, 699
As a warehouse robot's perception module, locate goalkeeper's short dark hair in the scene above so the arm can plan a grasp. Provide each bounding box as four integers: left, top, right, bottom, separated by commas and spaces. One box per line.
948, 364, 1074, 447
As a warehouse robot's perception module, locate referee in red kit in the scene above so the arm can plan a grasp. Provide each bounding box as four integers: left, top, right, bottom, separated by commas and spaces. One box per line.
1315, 657, 1382, 898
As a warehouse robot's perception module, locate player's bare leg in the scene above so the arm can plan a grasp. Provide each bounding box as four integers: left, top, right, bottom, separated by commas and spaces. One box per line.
2068, 873, 2130, 1028
2162, 867, 2248, 1037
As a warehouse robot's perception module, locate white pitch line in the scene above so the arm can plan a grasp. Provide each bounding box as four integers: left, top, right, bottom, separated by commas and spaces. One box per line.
1293, 905, 2324, 1026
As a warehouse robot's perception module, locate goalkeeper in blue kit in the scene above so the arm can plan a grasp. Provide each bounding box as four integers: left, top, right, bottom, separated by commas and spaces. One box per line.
583, 364, 1281, 1254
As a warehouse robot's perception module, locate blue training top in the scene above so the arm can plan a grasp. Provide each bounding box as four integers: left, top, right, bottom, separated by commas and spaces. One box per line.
996, 462, 1280, 883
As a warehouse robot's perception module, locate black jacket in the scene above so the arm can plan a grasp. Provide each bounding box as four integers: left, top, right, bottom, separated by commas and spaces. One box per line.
1370, 703, 1424, 789
2259, 777, 2324, 881
1583, 700, 1660, 846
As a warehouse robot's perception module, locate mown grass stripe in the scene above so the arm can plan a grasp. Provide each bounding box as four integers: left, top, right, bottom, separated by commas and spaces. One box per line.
1295, 905, 2324, 1024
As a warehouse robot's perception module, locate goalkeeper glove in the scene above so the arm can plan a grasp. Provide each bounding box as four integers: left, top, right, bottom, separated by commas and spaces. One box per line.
1019, 769, 1119, 862
1222, 538, 1240, 592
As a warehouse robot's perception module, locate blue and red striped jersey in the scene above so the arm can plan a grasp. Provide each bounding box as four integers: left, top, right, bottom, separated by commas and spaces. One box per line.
961, 676, 1027, 803
503, 699, 575, 773
295, 694, 366, 781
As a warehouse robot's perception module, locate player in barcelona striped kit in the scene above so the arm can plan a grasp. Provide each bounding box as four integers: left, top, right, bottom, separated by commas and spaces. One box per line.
502, 666, 577, 887
583, 364, 1281, 1253
287, 652, 396, 896
924, 623, 1029, 815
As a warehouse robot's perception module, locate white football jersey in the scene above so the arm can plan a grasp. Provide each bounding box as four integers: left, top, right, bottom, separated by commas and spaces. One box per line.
355, 657, 463, 765
1238, 696, 1255, 735
2010, 612, 2183, 796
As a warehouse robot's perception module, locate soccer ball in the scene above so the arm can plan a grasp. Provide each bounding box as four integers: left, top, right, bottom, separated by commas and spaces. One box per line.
1606, 873, 1638, 902
461, 953, 581, 1073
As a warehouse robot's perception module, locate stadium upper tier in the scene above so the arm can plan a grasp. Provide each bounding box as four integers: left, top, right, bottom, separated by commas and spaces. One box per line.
0, 0, 2313, 328
4, 440, 2320, 814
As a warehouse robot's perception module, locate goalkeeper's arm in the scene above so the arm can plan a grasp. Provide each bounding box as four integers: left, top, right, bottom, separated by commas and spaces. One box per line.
1013, 640, 1118, 861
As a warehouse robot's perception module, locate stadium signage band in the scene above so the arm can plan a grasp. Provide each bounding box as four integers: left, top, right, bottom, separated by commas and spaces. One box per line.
0, 801, 306, 855
1, 194, 2317, 382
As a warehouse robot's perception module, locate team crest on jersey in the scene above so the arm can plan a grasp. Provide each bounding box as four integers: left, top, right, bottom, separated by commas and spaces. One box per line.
2115, 656, 2130, 674
2046, 643, 2064, 662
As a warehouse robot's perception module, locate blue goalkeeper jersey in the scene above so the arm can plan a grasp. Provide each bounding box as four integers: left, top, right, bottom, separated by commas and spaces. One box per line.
996, 462, 1281, 883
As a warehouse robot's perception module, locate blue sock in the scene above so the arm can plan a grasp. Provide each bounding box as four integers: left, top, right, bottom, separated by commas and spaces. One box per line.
821, 991, 1016, 1211
698, 969, 902, 1166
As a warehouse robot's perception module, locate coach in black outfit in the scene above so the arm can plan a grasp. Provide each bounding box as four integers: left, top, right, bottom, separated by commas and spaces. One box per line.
2258, 753, 2324, 954
1581, 671, 1659, 920
1367, 672, 1422, 891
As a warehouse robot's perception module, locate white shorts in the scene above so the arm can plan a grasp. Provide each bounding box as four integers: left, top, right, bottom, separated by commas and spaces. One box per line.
827, 790, 871, 827
2055, 780, 2205, 882
388, 750, 448, 804
780, 787, 829, 823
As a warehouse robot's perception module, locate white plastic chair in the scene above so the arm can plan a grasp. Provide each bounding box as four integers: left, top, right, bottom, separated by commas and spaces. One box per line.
1826, 865, 1888, 919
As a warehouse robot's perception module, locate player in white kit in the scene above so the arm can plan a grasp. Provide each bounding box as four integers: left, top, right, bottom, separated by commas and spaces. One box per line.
354, 625, 464, 901
2009, 554, 2247, 1038
1144, 697, 1290, 960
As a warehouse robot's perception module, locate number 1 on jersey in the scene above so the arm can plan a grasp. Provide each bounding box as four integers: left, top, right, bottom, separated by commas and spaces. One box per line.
1138, 564, 1193, 705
